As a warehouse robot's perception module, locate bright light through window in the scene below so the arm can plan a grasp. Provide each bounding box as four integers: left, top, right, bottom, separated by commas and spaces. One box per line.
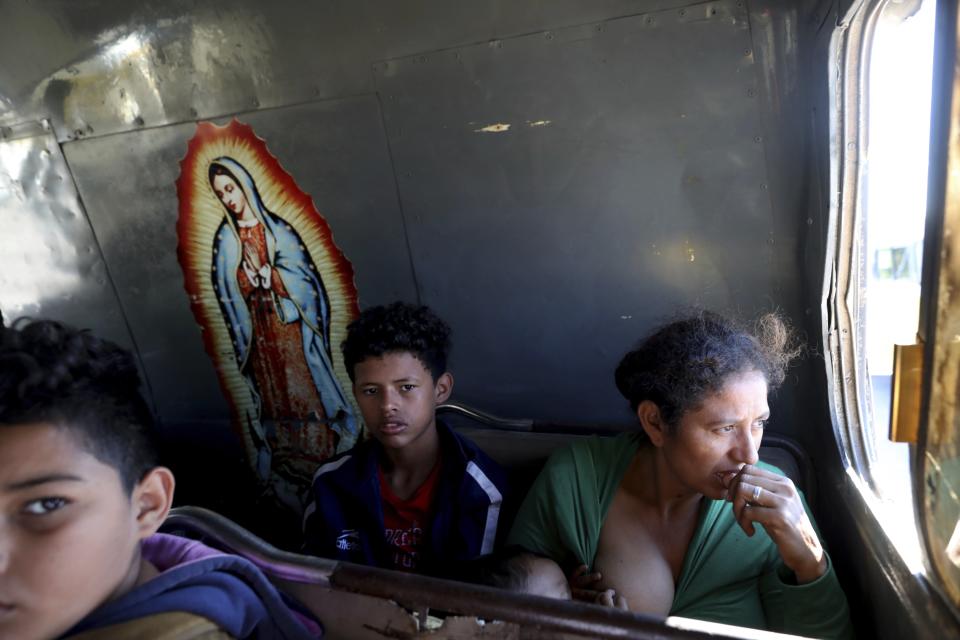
862, 0, 936, 568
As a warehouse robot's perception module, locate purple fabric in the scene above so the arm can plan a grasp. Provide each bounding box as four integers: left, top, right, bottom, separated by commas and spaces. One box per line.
143, 533, 226, 570
66, 533, 322, 639
142, 534, 323, 637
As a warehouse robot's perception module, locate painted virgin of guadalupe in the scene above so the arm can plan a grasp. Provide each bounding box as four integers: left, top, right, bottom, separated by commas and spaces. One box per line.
208, 156, 357, 487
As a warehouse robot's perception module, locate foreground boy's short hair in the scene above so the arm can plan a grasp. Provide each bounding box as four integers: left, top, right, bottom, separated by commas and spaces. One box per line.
0, 319, 319, 640
0, 318, 157, 491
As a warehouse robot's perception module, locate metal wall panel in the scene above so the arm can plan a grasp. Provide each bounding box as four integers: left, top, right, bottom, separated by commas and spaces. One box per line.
62, 96, 416, 426
376, 0, 777, 424
0, 0, 826, 439
0, 127, 137, 360
0, 0, 704, 143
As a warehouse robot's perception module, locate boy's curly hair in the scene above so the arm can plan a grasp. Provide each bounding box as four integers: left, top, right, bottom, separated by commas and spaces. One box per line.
0, 318, 158, 492
341, 302, 451, 382
614, 311, 802, 430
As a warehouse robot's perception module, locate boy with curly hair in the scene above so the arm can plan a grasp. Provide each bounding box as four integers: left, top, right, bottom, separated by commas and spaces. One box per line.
0, 319, 318, 640
303, 302, 508, 575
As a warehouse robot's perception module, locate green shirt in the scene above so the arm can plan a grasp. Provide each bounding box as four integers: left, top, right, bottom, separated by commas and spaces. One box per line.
508, 432, 853, 639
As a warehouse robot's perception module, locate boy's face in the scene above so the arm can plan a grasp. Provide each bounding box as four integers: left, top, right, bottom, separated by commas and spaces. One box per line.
0, 422, 166, 640
353, 351, 453, 452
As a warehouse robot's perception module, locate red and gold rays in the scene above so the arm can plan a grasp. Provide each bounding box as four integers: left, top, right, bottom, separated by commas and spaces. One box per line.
175, 119, 360, 461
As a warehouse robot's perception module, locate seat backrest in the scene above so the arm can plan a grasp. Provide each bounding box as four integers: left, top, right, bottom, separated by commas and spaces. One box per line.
438, 403, 816, 505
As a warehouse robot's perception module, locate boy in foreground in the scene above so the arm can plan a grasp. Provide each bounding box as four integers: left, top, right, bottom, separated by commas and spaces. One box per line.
303, 302, 508, 575
0, 319, 318, 639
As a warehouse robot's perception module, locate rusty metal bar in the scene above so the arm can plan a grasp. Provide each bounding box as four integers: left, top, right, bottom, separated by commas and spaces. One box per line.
331, 562, 734, 640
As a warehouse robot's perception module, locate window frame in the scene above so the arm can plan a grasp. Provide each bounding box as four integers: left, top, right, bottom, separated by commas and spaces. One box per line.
824, 0, 960, 618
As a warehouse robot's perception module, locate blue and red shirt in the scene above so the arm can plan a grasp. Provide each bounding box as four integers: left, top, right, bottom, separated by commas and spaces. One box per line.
379, 461, 442, 571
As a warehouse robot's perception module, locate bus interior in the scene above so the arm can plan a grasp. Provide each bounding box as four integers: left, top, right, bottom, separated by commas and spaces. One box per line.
2, 0, 960, 637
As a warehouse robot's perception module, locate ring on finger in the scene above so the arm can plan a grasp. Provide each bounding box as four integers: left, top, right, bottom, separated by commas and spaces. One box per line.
752, 485, 762, 503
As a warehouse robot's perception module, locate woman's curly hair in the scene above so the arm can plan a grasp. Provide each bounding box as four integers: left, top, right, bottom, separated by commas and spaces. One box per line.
614, 311, 802, 429
342, 302, 452, 381
0, 318, 158, 492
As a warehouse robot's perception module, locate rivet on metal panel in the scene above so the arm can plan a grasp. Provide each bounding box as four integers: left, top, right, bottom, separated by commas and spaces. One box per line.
545, 32, 554, 40
679, 9, 686, 16
744, 49, 752, 56
596, 24, 605, 32
134, 116, 145, 126
760, 183, 768, 190
417, 55, 427, 63
252, 98, 260, 108
754, 136, 762, 143
189, 107, 198, 117
645, 17, 655, 25
747, 88, 756, 98
74, 129, 84, 138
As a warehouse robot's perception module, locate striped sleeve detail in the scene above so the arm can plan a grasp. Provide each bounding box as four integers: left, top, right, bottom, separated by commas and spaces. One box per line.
465, 461, 503, 555
302, 454, 353, 532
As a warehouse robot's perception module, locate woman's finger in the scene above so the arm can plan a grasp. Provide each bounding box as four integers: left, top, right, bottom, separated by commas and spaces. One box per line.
735, 483, 786, 536
728, 471, 785, 509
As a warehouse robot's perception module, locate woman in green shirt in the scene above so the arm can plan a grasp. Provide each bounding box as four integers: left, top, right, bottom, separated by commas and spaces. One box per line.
508, 312, 853, 639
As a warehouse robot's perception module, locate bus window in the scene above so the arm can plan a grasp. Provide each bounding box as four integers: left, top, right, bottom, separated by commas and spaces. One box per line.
826, 0, 937, 576
861, 0, 936, 563
830, 0, 960, 617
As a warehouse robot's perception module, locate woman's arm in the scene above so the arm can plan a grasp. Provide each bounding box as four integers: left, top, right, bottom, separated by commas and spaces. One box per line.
724, 468, 854, 639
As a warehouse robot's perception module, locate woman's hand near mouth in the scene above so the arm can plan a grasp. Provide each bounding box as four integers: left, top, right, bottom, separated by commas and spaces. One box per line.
723, 465, 827, 583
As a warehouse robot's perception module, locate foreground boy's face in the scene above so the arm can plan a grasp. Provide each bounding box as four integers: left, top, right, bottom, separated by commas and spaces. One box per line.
353, 351, 452, 452
0, 423, 144, 640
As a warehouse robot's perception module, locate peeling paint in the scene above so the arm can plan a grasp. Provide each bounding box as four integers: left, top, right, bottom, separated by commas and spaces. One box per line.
473, 123, 511, 133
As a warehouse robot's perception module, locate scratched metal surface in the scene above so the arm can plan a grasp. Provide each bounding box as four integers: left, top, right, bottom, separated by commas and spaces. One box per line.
0, 0, 819, 436
375, 0, 786, 424
0, 0, 705, 141
0, 0, 823, 427
0, 127, 141, 381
